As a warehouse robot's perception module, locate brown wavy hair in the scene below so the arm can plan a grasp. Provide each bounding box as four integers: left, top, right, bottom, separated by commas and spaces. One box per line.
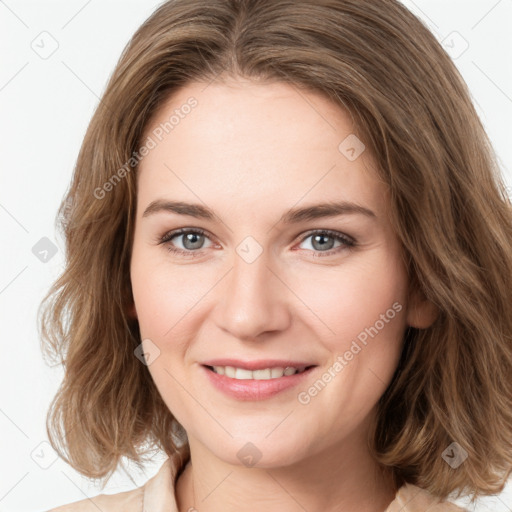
39, 0, 512, 503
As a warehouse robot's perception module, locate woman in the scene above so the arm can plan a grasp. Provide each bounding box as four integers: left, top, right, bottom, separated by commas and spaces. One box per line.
40, 0, 512, 511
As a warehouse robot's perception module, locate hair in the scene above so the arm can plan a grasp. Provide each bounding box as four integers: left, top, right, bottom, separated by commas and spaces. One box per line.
39, 0, 512, 504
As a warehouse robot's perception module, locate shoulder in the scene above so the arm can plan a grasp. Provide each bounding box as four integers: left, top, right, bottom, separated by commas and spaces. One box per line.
44, 457, 171, 512
386, 482, 468, 511
45, 485, 144, 512
44, 444, 190, 512
46, 443, 190, 512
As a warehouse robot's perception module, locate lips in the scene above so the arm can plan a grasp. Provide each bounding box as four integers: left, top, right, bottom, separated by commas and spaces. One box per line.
200, 359, 316, 401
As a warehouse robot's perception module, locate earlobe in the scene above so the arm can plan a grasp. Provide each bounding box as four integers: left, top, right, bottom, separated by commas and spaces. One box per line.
406, 291, 439, 329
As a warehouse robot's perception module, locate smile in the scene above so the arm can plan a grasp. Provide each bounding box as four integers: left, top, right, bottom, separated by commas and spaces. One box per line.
207, 365, 311, 380
201, 363, 317, 401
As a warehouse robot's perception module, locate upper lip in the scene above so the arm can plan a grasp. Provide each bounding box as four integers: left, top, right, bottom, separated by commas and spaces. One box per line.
201, 359, 317, 371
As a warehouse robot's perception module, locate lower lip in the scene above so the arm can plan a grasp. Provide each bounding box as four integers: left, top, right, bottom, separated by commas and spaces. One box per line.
201, 365, 316, 401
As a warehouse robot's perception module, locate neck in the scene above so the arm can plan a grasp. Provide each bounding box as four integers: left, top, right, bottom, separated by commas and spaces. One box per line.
176, 431, 397, 512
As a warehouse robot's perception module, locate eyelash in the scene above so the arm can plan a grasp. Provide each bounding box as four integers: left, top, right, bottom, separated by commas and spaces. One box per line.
158, 228, 356, 259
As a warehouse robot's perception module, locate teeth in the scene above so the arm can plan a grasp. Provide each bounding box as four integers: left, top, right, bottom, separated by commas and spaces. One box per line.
235, 368, 253, 380
224, 366, 236, 378
212, 365, 306, 380
271, 367, 284, 378
253, 368, 271, 379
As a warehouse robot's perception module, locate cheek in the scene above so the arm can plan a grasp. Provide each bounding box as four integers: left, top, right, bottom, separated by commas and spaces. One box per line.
130, 251, 224, 369
130, 251, 198, 420
292, 256, 407, 434
131, 269, 171, 339
131, 242, 173, 340
292, 250, 408, 354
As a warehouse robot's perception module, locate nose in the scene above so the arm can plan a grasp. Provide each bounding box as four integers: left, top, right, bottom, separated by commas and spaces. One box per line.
213, 249, 291, 342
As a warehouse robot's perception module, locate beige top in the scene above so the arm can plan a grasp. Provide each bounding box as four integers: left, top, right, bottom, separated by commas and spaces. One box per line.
47, 446, 467, 512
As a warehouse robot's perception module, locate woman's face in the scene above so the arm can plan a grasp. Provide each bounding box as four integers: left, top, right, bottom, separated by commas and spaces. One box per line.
130, 77, 431, 467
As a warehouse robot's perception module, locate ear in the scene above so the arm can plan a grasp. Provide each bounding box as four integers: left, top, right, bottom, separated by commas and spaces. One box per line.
406, 288, 439, 329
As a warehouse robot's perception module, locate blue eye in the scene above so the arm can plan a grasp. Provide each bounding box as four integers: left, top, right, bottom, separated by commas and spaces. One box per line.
159, 228, 212, 258
297, 229, 355, 257
158, 228, 356, 258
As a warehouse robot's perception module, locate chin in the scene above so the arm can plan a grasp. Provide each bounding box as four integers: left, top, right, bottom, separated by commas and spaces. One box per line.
208, 434, 310, 469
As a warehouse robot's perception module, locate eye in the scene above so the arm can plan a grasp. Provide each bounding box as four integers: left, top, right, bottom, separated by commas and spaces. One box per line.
159, 228, 214, 258
296, 229, 355, 257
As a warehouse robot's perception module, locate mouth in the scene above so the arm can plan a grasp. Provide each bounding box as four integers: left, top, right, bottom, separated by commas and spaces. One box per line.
200, 360, 318, 401
203, 364, 316, 380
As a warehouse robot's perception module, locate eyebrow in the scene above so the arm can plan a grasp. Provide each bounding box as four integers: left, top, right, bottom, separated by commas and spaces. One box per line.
142, 199, 376, 223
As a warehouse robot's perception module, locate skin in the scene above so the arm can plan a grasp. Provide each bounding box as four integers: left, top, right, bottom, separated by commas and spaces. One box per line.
129, 76, 437, 512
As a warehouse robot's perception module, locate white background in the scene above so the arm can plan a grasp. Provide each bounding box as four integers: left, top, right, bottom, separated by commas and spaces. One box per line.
1, 1, 511, 510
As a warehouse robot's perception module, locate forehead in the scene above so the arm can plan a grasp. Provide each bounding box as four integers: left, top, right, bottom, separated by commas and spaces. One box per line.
137, 79, 388, 221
